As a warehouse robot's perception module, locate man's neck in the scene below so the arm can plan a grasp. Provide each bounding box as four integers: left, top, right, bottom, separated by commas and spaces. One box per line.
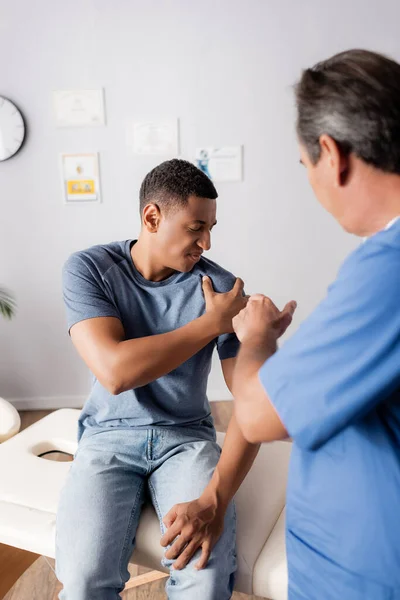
130, 236, 176, 282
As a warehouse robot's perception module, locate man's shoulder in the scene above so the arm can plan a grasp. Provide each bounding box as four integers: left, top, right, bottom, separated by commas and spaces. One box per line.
194, 256, 237, 293
63, 240, 130, 278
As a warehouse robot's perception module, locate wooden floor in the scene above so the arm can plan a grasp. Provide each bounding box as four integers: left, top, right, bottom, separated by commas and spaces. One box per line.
1, 402, 266, 600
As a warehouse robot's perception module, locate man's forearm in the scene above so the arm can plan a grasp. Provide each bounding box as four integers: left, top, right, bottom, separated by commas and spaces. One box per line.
201, 413, 260, 510
113, 313, 219, 393
232, 336, 287, 443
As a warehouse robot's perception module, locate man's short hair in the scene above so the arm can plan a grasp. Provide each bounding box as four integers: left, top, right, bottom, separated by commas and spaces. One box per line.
139, 159, 218, 216
296, 49, 400, 174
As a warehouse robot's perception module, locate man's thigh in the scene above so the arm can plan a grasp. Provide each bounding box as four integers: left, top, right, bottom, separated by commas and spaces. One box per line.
148, 431, 237, 597
147, 431, 237, 551
148, 431, 222, 513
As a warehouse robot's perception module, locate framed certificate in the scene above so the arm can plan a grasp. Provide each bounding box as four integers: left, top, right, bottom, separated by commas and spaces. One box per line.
53, 90, 105, 127
129, 119, 179, 155
195, 146, 243, 182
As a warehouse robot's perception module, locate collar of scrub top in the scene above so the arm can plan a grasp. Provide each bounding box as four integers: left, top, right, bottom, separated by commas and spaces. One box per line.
384, 215, 400, 230
362, 215, 400, 243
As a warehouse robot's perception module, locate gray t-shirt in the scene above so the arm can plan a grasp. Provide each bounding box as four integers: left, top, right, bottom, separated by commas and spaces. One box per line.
63, 240, 240, 440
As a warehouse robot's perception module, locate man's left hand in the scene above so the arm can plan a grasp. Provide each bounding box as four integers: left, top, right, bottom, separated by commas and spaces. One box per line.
160, 496, 225, 570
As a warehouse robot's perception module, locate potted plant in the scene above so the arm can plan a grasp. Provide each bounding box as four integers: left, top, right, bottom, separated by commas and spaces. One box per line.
0, 288, 20, 442
0, 288, 16, 319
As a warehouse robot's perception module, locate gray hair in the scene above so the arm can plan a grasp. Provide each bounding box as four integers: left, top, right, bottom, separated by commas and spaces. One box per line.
296, 49, 400, 173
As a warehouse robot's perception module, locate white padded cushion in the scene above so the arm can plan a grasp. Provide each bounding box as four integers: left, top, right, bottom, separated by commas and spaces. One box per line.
0, 408, 77, 512
253, 508, 288, 600
0, 398, 21, 442
0, 408, 290, 597
232, 436, 291, 594
0, 500, 57, 557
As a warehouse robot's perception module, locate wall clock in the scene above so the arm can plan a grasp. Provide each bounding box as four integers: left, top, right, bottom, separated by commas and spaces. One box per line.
0, 96, 26, 161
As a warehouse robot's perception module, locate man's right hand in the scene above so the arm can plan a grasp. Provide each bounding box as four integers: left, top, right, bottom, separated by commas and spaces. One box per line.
202, 276, 247, 335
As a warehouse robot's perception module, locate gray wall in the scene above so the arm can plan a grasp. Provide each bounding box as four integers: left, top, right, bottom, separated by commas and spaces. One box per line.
0, 0, 397, 407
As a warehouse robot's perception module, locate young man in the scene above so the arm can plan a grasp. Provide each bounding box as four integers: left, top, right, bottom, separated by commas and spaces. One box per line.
56, 159, 259, 600
232, 49, 400, 599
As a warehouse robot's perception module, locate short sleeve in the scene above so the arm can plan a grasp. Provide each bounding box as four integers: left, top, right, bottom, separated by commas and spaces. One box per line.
217, 332, 241, 360
259, 244, 400, 450
62, 253, 121, 332
199, 263, 242, 361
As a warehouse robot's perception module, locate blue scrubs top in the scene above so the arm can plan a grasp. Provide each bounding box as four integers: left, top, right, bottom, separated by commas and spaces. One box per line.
260, 219, 400, 599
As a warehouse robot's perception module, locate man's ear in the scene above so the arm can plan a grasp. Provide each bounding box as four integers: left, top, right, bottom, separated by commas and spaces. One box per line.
142, 203, 161, 232
319, 134, 350, 186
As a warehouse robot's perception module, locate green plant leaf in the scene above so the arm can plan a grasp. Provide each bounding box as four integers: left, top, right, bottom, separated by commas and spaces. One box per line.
0, 288, 16, 320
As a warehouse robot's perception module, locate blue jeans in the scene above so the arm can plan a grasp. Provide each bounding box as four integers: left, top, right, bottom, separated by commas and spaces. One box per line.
55, 424, 237, 599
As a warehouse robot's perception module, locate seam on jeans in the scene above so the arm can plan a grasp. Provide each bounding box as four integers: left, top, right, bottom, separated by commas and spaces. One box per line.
147, 478, 165, 534
148, 479, 176, 587
118, 479, 145, 587
231, 501, 237, 557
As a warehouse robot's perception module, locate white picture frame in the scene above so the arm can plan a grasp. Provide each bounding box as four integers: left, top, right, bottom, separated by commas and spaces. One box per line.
195, 146, 243, 182
53, 90, 106, 127
128, 119, 180, 155
60, 153, 101, 204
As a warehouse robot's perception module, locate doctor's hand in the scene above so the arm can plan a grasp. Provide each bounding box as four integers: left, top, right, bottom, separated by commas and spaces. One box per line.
233, 294, 297, 345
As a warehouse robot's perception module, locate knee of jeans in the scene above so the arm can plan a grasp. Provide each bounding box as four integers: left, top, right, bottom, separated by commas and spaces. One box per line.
57, 577, 94, 600
56, 551, 113, 594
166, 559, 236, 600
165, 540, 236, 577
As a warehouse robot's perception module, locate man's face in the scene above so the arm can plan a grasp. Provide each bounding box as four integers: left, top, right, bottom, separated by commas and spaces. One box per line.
155, 195, 217, 273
